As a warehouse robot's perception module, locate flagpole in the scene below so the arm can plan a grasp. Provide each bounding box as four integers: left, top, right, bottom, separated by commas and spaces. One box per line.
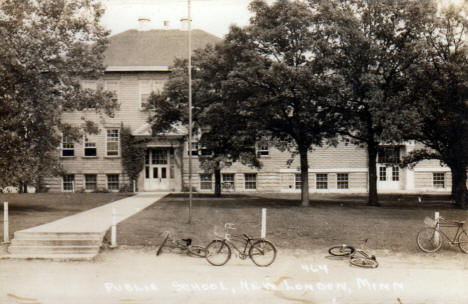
187, 0, 193, 224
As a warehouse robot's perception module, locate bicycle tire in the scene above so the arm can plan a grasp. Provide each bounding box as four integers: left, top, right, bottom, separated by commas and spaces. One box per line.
205, 240, 231, 266
458, 230, 468, 253
350, 257, 378, 268
188, 245, 206, 257
417, 228, 443, 253
328, 245, 355, 256
156, 234, 170, 256
249, 240, 277, 267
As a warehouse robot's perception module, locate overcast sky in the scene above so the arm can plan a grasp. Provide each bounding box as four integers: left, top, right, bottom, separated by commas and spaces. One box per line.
100, 0, 256, 38
100, 0, 466, 38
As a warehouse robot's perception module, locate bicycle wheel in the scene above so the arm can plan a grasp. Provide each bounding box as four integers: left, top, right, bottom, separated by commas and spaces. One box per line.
156, 234, 170, 256
328, 245, 355, 256
205, 240, 231, 266
350, 257, 378, 268
417, 228, 443, 253
249, 240, 277, 267
188, 245, 206, 257
458, 230, 468, 253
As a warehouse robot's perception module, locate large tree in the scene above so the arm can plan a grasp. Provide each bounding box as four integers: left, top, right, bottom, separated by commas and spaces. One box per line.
320, 0, 435, 205
402, 4, 468, 209
0, 0, 116, 191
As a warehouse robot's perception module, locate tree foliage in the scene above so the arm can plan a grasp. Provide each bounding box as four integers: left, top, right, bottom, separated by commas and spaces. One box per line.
120, 126, 150, 191
0, 0, 116, 190
319, 0, 435, 205
402, 4, 468, 208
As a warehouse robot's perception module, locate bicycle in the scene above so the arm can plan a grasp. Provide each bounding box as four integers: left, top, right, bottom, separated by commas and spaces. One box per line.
156, 232, 206, 257
205, 223, 277, 267
328, 239, 379, 268
417, 216, 468, 253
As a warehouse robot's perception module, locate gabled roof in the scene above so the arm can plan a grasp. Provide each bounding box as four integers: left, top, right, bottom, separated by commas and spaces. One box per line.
133, 122, 187, 137
103, 29, 221, 68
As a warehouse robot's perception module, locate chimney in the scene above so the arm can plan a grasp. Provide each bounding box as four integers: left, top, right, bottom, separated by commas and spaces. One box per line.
180, 17, 190, 31
163, 20, 170, 30
138, 17, 150, 31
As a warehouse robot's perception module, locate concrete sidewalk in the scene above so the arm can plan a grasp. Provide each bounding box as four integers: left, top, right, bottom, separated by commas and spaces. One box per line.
4, 192, 168, 260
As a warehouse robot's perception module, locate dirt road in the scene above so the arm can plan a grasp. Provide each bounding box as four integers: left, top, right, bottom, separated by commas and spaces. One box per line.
1, 246, 467, 304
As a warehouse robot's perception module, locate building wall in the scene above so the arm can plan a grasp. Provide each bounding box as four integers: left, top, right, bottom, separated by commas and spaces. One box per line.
50, 71, 463, 194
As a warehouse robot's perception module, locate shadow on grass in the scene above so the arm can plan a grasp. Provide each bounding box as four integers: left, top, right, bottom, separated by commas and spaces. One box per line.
161, 193, 457, 210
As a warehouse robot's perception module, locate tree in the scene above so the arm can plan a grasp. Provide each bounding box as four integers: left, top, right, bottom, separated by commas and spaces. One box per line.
402, 4, 468, 208
0, 0, 117, 190
320, 0, 435, 205
146, 49, 261, 197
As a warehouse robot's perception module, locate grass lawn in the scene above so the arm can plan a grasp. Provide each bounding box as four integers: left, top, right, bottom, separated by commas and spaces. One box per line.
115, 193, 468, 253
0, 193, 131, 240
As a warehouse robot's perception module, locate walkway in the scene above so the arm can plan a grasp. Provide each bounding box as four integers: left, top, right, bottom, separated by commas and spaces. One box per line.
5, 192, 168, 260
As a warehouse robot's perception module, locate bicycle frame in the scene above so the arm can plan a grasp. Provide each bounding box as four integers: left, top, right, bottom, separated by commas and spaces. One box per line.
435, 221, 466, 245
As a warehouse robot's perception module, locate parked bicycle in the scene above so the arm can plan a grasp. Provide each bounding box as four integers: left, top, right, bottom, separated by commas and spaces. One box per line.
156, 232, 205, 257
328, 239, 379, 268
417, 216, 468, 253
205, 223, 277, 267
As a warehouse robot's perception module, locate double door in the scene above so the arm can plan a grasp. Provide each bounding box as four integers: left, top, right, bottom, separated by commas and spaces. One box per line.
144, 148, 170, 191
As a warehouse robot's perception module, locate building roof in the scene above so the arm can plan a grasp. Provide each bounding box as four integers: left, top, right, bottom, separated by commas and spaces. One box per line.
103, 29, 221, 69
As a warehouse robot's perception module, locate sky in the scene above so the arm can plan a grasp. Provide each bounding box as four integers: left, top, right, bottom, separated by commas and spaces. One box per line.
100, 0, 256, 38
100, 0, 467, 38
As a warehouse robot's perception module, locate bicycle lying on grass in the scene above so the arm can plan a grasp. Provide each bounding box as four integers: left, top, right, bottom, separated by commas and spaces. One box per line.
417, 216, 468, 253
156, 232, 206, 257
205, 223, 277, 267
328, 239, 379, 268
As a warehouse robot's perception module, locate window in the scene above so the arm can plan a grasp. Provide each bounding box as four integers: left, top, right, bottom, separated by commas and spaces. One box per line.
85, 174, 97, 191
84, 136, 97, 157
316, 174, 328, 189
245, 173, 257, 190
337, 173, 349, 189
256, 144, 269, 157
379, 167, 387, 181
222, 174, 235, 190
106, 129, 120, 156
139, 79, 164, 108
62, 136, 74, 157
152, 149, 168, 164
63, 175, 74, 191
107, 174, 119, 190
200, 174, 212, 190
378, 146, 400, 164
433, 173, 445, 188
295, 173, 301, 189
188, 142, 199, 156
105, 80, 119, 101
392, 166, 399, 181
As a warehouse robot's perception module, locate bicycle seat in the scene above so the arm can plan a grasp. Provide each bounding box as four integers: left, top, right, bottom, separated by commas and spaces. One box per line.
454, 220, 465, 225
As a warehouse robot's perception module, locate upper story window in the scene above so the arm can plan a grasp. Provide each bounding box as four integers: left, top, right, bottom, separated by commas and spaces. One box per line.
83, 135, 97, 157
62, 136, 74, 157
139, 79, 164, 108
104, 80, 120, 101
378, 146, 400, 164
256, 143, 269, 157
316, 173, 328, 189
188, 141, 199, 156
106, 129, 120, 156
433, 173, 445, 188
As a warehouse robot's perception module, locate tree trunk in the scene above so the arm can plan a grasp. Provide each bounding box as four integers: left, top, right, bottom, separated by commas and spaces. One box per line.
299, 145, 310, 207
214, 164, 222, 197
367, 143, 380, 206
449, 164, 467, 209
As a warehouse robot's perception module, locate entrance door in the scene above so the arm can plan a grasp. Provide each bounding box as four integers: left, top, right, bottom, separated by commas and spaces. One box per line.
377, 165, 400, 191
144, 148, 170, 191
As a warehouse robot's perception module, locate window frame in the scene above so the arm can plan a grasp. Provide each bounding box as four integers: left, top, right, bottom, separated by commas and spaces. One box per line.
222, 173, 235, 190
433, 173, 445, 188
106, 129, 120, 157
337, 173, 349, 189
316, 173, 328, 189
85, 174, 97, 191
61, 136, 75, 157
107, 174, 120, 190
83, 135, 97, 157
200, 173, 213, 190
295, 173, 302, 190
256, 143, 269, 157
63, 174, 75, 192
245, 173, 257, 190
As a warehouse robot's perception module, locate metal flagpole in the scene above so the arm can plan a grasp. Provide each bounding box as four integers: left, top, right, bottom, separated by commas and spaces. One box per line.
187, 0, 193, 224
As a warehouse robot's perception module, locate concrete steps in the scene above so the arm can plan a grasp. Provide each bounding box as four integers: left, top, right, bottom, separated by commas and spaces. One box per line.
7, 231, 104, 259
